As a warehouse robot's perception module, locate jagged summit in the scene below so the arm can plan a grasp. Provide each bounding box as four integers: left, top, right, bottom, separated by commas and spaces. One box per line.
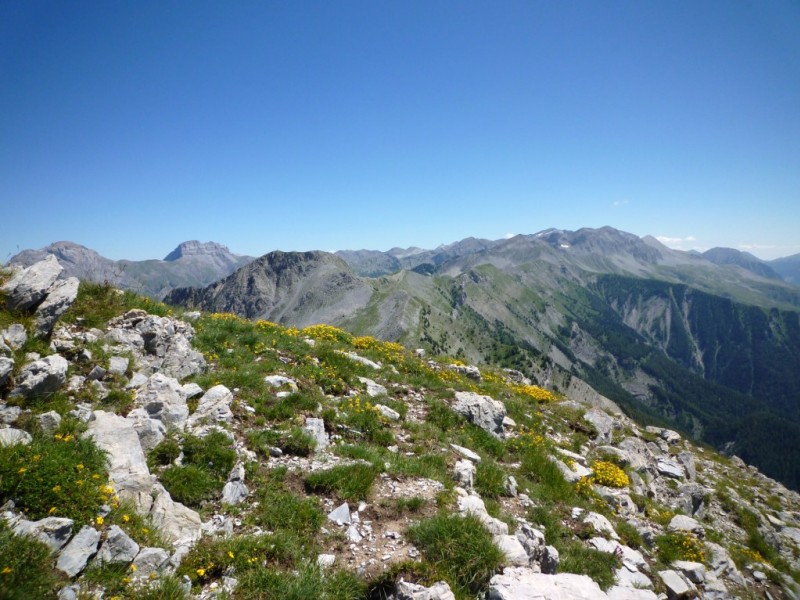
163, 240, 238, 262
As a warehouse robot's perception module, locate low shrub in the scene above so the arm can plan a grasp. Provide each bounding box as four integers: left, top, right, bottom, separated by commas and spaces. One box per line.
304, 463, 379, 502
407, 513, 504, 598
558, 542, 620, 590
160, 465, 218, 507
474, 458, 508, 499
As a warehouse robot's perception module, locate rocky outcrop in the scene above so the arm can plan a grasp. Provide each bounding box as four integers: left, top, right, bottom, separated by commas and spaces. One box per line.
8, 354, 68, 399
106, 310, 205, 380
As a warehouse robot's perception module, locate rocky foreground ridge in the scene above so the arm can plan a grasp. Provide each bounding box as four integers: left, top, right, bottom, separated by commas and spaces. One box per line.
1, 258, 800, 599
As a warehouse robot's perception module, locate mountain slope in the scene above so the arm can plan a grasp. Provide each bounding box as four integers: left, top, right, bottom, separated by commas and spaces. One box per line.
702, 247, 783, 280
167, 227, 800, 490
164, 250, 374, 326
771, 252, 800, 286
7, 240, 254, 299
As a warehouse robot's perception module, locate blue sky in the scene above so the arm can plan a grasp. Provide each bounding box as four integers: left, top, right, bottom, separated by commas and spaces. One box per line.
2, 1, 799, 262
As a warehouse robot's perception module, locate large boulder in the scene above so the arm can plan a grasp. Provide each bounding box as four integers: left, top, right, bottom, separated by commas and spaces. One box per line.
85, 410, 153, 504
453, 391, 507, 439
149, 485, 202, 545
34, 277, 79, 337
8, 354, 68, 399
1, 255, 62, 311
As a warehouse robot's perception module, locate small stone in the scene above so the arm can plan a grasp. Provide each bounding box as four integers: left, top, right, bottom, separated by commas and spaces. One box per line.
317, 554, 336, 568
450, 443, 482, 463
108, 356, 129, 375
0, 428, 32, 447
37, 410, 62, 434
328, 503, 351, 525
56, 525, 100, 577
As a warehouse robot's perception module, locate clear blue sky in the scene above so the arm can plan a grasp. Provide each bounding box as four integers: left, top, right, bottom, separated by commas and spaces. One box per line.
2, 1, 799, 261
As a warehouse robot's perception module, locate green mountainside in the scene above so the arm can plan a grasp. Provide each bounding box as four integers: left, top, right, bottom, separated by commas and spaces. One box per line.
166, 228, 800, 491
2, 263, 800, 599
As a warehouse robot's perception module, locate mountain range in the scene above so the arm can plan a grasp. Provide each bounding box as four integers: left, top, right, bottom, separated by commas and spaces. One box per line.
7, 240, 254, 299
8, 228, 800, 489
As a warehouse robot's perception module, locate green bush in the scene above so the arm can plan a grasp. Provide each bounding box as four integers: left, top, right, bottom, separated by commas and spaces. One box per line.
259, 392, 319, 422
181, 431, 236, 480
474, 459, 508, 499
0, 520, 63, 600
407, 513, 504, 598
148, 436, 181, 468
0, 430, 109, 523
558, 542, 620, 590
304, 463, 378, 502
160, 465, 218, 507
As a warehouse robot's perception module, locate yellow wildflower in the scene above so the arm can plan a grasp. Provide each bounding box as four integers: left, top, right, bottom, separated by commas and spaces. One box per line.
96, 516, 104, 526
196, 568, 206, 577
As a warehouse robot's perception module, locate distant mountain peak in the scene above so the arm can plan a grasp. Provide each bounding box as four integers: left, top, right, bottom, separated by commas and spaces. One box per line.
164, 241, 235, 261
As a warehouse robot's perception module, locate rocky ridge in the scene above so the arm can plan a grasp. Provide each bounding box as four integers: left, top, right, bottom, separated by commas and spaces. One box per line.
1, 258, 799, 599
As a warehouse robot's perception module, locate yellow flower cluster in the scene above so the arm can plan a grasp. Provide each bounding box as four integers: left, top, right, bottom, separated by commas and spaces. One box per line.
673, 532, 705, 563
508, 431, 546, 453
301, 324, 353, 344
53, 433, 75, 442
209, 312, 244, 322
591, 461, 630, 488
511, 384, 556, 403
736, 546, 764, 563
340, 396, 386, 422
575, 475, 596, 498
352, 336, 406, 363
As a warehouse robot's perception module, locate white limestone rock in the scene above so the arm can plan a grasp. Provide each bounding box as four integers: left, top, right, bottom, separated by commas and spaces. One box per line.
85, 410, 153, 503
149, 485, 202, 545
488, 568, 608, 600
8, 354, 68, 399
395, 580, 456, 600
56, 525, 100, 577
0, 323, 27, 350
658, 569, 694, 599
0, 428, 32, 447
453, 391, 507, 439
303, 417, 328, 450
13, 517, 74, 552
454, 459, 476, 489
358, 376, 387, 397
187, 384, 233, 427
496, 535, 530, 567
0, 356, 13, 387
1, 255, 62, 311
135, 373, 189, 429
450, 443, 482, 463
95, 525, 140, 565
34, 277, 79, 337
